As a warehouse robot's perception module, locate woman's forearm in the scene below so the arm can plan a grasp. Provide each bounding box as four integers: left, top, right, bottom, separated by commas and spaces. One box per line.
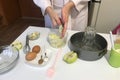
45, 6, 53, 16
64, 1, 75, 12
45, 6, 61, 27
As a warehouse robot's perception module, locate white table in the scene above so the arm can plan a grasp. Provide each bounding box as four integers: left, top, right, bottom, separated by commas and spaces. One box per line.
0, 26, 120, 80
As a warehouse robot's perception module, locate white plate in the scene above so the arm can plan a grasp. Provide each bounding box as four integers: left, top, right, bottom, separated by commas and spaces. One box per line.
24, 48, 53, 68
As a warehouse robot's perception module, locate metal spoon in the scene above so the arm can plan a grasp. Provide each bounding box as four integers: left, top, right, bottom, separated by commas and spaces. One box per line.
23, 35, 31, 54
44, 52, 48, 62
38, 55, 44, 64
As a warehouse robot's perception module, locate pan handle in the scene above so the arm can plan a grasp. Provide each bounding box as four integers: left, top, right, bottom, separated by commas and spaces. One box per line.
98, 49, 107, 57
91, 0, 101, 3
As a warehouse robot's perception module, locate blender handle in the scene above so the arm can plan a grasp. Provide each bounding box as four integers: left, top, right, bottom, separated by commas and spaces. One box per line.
92, 0, 101, 3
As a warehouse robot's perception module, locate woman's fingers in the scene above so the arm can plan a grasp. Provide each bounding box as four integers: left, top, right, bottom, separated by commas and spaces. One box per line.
46, 7, 62, 27
52, 14, 62, 27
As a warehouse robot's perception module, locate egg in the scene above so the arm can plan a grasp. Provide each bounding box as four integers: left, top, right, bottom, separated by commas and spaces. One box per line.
32, 45, 41, 54
25, 52, 37, 61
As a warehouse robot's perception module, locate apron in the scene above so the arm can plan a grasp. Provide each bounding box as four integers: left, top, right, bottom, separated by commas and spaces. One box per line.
45, 0, 71, 30
45, 0, 88, 31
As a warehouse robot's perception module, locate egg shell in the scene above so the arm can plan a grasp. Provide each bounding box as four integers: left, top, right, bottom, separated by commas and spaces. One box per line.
25, 52, 37, 61
32, 45, 41, 54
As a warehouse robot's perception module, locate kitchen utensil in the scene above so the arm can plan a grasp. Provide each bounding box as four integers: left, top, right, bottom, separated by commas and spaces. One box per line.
46, 48, 62, 78
27, 31, 40, 40
48, 17, 67, 48
48, 28, 67, 48
69, 32, 107, 61
115, 28, 120, 44
108, 31, 120, 68
81, 27, 96, 50
108, 44, 120, 68
109, 31, 115, 49
0, 45, 19, 74
44, 52, 48, 62
38, 55, 44, 64
23, 35, 31, 54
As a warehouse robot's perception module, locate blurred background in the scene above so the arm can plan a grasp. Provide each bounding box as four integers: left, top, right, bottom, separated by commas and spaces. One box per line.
0, 0, 120, 45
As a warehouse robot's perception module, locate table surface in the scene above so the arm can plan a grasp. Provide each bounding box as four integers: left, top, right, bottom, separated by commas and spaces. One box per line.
0, 26, 120, 80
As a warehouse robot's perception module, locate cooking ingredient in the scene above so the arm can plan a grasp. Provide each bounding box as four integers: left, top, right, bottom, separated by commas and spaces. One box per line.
38, 55, 44, 64
115, 38, 120, 44
12, 41, 23, 50
59, 25, 63, 33
28, 32, 40, 40
48, 33, 65, 48
63, 51, 77, 64
44, 52, 48, 62
25, 52, 37, 61
32, 45, 41, 54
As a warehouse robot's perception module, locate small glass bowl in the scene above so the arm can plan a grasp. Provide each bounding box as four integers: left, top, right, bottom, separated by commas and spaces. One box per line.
27, 31, 40, 40
0, 45, 19, 74
47, 28, 67, 48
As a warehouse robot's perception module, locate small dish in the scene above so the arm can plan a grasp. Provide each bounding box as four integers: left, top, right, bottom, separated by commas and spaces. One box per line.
27, 31, 40, 40
24, 48, 52, 68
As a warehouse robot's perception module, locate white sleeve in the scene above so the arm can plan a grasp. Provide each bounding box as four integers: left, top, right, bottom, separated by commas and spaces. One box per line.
33, 0, 52, 15
70, 0, 90, 12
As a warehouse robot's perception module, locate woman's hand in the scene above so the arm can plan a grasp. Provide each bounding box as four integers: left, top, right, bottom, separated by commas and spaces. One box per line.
46, 7, 61, 27
61, 1, 75, 37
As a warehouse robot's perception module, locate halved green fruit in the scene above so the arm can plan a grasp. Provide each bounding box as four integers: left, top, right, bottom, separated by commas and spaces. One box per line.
63, 51, 77, 64
12, 41, 23, 50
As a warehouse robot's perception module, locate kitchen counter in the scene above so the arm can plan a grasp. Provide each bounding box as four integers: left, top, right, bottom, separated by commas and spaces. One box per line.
0, 26, 120, 80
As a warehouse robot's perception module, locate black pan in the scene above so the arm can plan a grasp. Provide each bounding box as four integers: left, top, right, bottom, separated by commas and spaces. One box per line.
69, 32, 108, 61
